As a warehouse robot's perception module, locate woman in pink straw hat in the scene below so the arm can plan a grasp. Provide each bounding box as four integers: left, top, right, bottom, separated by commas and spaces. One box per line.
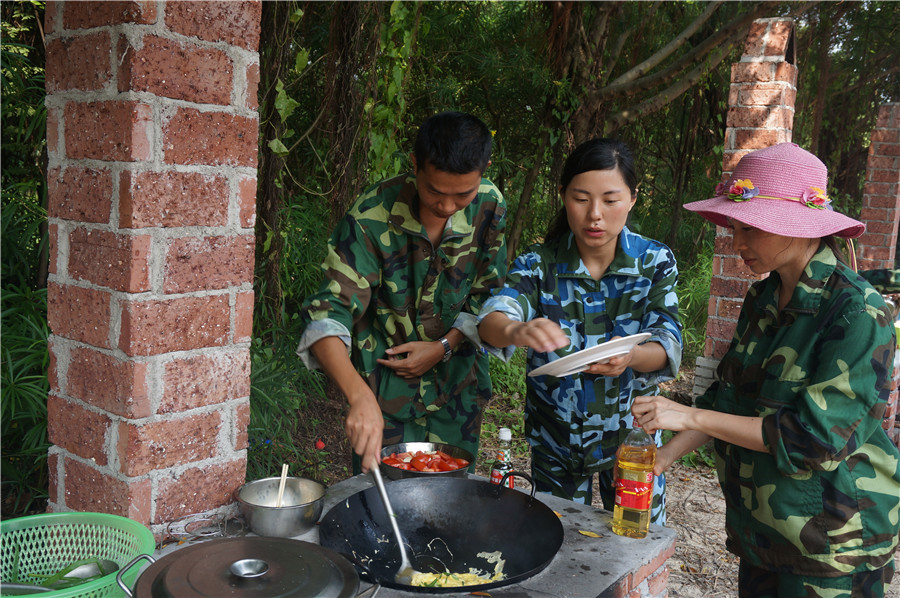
632, 143, 899, 597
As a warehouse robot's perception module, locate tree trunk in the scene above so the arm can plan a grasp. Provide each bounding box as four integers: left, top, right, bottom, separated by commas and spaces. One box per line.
808, 12, 832, 155
508, 127, 552, 261
322, 2, 384, 222
255, 1, 299, 332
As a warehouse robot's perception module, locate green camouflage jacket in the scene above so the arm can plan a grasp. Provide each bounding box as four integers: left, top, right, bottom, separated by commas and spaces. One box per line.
859, 268, 900, 294
297, 173, 507, 425
696, 242, 900, 576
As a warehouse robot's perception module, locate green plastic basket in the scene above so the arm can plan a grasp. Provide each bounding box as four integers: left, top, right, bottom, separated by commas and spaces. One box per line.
1, 512, 155, 598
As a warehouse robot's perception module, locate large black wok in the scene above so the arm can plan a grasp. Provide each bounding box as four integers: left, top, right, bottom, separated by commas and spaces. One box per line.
318, 474, 564, 593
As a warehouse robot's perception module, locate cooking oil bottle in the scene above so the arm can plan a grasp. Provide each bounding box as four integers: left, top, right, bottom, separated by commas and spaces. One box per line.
611, 422, 656, 538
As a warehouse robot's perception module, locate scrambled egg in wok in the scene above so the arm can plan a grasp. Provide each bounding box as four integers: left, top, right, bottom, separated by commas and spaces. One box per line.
410, 551, 506, 588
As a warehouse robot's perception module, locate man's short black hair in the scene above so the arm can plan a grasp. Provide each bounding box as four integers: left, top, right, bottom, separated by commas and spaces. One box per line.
414, 111, 492, 175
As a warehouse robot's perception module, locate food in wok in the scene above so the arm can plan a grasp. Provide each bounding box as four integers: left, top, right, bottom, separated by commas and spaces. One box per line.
409, 551, 505, 588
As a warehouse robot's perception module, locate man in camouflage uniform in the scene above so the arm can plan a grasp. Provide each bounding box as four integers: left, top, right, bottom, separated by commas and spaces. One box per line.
634, 143, 899, 596
297, 112, 506, 472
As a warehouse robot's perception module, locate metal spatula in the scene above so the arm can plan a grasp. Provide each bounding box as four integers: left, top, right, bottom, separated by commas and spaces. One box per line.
369, 462, 415, 585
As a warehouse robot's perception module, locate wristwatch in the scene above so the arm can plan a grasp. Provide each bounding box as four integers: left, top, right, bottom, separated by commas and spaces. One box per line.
439, 337, 452, 362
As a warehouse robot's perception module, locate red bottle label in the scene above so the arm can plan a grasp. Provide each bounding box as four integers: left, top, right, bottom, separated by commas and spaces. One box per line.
490, 468, 514, 488
614, 473, 652, 510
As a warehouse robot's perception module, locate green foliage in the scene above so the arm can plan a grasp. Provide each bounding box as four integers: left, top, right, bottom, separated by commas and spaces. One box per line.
366, 0, 417, 180
247, 198, 339, 482
1, 187, 46, 288
0, 283, 49, 513
793, 2, 900, 203
2, 5, 46, 173
1, 0, 48, 515
675, 245, 715, 363
2, 2, 46, 290
248, 308, 353, 483
483, 349, 527, 448
248, 331, 329, 483
256, 198, 332, 330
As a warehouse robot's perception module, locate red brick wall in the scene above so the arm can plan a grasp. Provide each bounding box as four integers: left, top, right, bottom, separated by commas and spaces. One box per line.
44, 0, 260, 530
860, 103, 900, 449
857, 103, 900, 271
611, 539, 676, 598
704, 18, 797, 360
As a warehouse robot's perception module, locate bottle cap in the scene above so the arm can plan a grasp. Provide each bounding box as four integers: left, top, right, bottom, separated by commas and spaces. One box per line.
498, 427, 512, 441
632, 420, 642, 430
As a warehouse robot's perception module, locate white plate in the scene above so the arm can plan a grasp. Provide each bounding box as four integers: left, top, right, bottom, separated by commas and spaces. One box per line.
527, 333, 652, 378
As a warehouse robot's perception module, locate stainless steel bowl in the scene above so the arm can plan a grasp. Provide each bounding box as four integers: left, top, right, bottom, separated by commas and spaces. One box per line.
235, 477, 326, 537
379, 441, 474, 480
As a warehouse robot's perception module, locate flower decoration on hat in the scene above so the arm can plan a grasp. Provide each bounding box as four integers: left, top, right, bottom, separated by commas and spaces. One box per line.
801, 186, 830, 210
726, 179, 759, 202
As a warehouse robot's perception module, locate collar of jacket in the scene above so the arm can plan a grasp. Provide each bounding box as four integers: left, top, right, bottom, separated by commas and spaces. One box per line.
553, 226, 645, 279
755, 241, 838, 316
386, 174, 476, 242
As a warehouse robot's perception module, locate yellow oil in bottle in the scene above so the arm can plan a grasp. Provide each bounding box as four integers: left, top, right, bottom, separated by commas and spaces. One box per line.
611, 426, 656, 539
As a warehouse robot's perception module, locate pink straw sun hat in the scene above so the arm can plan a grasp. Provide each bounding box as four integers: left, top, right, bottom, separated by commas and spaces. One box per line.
683, 143, 865, 239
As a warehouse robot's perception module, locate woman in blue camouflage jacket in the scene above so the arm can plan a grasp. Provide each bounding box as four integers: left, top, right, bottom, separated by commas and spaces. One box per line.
477, 139, 683, 524
633, 143, 900, 597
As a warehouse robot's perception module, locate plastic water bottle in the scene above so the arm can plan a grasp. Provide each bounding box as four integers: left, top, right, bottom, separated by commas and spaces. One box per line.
489, 427, 514, 488
611, 422, 656, 538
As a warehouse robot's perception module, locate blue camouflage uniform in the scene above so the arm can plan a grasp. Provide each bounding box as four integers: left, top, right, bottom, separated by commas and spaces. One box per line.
478, 226, 682, 522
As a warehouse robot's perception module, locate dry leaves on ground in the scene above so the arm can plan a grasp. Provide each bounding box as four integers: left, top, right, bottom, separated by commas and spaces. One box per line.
663, 462, 738, 597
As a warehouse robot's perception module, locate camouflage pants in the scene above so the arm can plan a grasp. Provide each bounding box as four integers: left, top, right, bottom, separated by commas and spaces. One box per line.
530, 448, 666, 525
351, 404, 484, 475
738, 559, 895, 598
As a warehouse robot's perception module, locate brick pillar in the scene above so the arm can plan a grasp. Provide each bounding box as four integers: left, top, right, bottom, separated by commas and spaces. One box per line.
857, 103, 900, 271
693, 18, 797, 396
856, 103, 900, 449
44, 1, 261, 533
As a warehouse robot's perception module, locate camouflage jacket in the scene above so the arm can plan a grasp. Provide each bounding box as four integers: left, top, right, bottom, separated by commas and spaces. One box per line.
859, 268, 900, 294
297, 173, 507, 423
478, 227, 682, 474
696, 243, 900, 576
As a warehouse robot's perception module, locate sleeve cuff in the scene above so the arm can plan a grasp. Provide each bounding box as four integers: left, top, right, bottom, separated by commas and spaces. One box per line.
632, 329, 682, 387
475, 296, 524, 362
452, 312, 482, 348
296, 319, 352, 370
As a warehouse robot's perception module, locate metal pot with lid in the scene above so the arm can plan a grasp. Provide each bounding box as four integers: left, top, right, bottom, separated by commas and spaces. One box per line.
116, 537, 359, 598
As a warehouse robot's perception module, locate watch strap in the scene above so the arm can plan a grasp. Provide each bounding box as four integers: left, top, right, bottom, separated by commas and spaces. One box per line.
439, 337, 452, 362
